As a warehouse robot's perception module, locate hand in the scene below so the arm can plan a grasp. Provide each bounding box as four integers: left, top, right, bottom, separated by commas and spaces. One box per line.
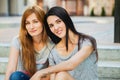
30, 70, 48, 80
30, 71, 42, 80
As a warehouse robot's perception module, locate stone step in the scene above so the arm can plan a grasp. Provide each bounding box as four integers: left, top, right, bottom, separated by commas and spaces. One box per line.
0, 43, 10, 57
0, 74, 5, 80
99, 78, 120, 80
0, 58, 8, 74
98, 45, 120, 61
98, 61, 120, 79
0, 43, 120, 61
0, 57, 120, 79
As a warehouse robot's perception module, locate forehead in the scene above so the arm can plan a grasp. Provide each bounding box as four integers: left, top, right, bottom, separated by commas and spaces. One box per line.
26, 13, 38, 21
47, 15, 60, 23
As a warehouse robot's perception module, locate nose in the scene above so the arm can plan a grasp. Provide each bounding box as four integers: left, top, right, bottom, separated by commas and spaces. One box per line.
29, 23, 34, 29
54, 24, 59, 30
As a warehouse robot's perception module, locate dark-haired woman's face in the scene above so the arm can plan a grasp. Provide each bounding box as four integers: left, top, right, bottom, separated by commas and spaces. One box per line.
47, 15, 66, 38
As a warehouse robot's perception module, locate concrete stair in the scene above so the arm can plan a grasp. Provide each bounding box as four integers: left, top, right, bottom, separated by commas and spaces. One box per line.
0, 57, 8, 80
98, 45, 120, 61
97, 44, 120, 80
0, 43, 120, 80
0, 74, 5, 80
0, 43, 10, 57
98, 61, 120, 80
0, 43, 10, 80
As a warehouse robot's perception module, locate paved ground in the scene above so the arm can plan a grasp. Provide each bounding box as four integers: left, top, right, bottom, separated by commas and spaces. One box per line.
0, 16, 120, 47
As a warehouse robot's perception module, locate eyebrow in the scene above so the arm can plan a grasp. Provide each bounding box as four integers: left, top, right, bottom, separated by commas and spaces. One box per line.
48, 17, 61, 24
26, 18, 38, 21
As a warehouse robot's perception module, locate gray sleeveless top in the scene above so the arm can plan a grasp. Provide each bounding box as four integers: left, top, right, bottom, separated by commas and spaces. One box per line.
11, 36, 54, 71
49, 38, 98, 80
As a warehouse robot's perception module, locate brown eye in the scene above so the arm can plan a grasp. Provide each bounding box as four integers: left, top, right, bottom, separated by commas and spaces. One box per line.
49, 24, 54, 28
33, 20, 39, 23
56, 19, 61, 24
25, 21, 30, 25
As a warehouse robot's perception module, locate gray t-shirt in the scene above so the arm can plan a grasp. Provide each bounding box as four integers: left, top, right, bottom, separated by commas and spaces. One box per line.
11, 36, 54, 71
49, 38, 98, 80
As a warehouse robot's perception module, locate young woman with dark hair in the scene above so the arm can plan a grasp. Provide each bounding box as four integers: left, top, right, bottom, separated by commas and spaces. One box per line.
31, 6, 98, 80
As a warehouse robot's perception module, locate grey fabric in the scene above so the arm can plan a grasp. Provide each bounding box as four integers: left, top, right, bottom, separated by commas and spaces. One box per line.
49, 38, 98, 80
11, 36, 54, 71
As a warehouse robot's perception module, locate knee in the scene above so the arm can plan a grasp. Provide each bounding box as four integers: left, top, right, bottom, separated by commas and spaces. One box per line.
10, 71, 30, 80
55, 71, 68, 80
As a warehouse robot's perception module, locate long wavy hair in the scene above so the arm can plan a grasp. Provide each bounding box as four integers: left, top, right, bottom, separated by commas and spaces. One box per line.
19, 5, 47, 76
44, 6, 98, 62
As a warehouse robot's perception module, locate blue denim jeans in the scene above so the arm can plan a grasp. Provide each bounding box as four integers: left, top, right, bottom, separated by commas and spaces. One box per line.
10, 71, 30, 80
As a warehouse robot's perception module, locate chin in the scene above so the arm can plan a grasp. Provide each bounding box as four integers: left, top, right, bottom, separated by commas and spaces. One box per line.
58, 35, 64, 38
30, 34, 37, 37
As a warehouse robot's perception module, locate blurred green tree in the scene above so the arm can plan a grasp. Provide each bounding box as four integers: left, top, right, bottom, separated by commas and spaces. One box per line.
101, 7, 106, 16
112, 6, 114, 16
90, 8, 95, 16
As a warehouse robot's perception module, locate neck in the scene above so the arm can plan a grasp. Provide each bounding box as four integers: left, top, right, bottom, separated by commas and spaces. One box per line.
57, 37, 72, 48
69, 30, 79, 44
33, 36, 42, 44
58, 37, 66, 46
57, 33, 78, 49
33, 36, 44, 51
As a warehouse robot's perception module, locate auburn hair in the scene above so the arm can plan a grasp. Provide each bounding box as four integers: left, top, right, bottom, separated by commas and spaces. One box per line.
19, 5, 47, 76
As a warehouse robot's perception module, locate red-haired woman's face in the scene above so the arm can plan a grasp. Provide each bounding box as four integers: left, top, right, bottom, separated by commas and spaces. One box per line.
25, 13, 43, 37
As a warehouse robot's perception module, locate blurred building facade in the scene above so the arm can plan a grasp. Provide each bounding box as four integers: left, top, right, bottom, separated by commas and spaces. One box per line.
0, 0, 27, 16
0, 0, 114, 16
89, 0, 115, 16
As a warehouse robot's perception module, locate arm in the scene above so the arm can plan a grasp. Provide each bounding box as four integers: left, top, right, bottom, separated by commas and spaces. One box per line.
30, 45, 93, 79
48, 46, 93, 70
48, 45, 93, 71
5, 46, 19, 80
50, 73, 56, 80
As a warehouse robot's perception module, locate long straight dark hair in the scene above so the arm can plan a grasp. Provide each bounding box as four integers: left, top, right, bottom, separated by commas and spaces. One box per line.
44, 6, 98, 61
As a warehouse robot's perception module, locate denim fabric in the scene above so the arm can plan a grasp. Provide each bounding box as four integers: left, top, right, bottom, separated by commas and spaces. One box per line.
10, 71, 30, 80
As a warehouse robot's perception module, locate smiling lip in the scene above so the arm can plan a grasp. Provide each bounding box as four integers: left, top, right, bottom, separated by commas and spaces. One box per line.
30, 30, 37, 33
56, 30, 62, 35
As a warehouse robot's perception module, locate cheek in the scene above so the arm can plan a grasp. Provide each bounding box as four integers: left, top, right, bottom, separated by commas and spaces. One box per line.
25, 25, 28, 30
37, 24, 43, 30
38, 27, 43, 33
25, 27, 29, 32
50, 28, 54, 33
